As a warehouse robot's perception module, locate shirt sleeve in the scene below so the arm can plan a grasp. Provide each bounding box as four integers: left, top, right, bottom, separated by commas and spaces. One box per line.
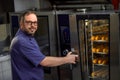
18, 37, 46, 67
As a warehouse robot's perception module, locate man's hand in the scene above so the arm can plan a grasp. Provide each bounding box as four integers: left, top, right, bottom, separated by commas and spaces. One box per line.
65, 52, 78, 64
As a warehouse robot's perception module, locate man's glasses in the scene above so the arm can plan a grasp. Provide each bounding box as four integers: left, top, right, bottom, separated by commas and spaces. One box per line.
24, 21, 38, 26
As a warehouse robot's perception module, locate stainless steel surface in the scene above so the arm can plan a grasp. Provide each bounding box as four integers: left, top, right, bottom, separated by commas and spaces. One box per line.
55, 10, 75, 80
69, 11, 120, 80
69, 14, 82, 80
36, 11, 58, 80
78, 19, 90, 80
110, 13, 120, 80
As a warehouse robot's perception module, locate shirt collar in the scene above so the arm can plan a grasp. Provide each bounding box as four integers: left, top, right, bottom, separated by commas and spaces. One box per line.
16, 29, 34, 38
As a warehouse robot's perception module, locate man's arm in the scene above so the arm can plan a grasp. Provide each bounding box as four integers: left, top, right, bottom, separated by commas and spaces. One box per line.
40, 52, 78, 67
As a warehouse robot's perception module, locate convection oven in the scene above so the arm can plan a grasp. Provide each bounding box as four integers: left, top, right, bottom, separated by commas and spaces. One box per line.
69, 11, 120, 80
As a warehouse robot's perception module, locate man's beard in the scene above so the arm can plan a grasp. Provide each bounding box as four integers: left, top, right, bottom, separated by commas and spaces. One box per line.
25, 29, 36, 36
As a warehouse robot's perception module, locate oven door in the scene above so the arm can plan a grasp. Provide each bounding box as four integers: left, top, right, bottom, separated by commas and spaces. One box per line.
69, 12, 120, 80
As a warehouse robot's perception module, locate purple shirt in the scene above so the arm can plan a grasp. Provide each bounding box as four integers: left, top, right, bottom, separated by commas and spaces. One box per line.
10, 29, 46, 80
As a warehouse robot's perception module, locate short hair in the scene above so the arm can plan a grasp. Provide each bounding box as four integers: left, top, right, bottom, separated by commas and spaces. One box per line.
19, 10, 37, 23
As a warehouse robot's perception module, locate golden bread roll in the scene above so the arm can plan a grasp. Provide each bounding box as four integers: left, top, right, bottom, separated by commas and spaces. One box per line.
105, 36, 108, 41
103, 48, 106, 53
91, 36, 95, 41
95, 36, 99, 40
102, 48, 109, 53
91, 72, 95, 77
92, 48, 96, 53
96, 48, 100, 52
101, 60, 107, 65
93, 58, 98, 64
101, 36, 105, 40
102, 58, 108, 65
98, 59, 103, 64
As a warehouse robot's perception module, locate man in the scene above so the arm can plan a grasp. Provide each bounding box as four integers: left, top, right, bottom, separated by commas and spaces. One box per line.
10, 11, 78, 80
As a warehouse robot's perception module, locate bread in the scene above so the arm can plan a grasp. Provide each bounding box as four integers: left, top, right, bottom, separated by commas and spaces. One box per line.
98, 59, 103, 64
92, 48, 96, 53
93, 58, 98, 64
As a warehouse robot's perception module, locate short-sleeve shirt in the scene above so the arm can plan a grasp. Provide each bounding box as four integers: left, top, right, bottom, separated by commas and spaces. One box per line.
10, 29, 46, 80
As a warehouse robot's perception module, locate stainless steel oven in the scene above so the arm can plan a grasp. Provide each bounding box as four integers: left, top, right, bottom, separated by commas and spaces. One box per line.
69, 11, 120, 80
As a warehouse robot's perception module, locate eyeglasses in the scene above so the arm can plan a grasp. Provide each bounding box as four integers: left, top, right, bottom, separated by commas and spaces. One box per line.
24, 21, 38, 26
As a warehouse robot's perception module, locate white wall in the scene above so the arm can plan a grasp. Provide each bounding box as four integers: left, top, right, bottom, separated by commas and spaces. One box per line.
14, 0, 40, 12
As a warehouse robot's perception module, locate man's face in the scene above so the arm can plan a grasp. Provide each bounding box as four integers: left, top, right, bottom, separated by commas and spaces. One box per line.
21, 13, 38, 35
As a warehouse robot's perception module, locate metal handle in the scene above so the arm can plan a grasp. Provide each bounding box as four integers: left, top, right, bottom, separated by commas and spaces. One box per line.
71, 48, 78, 69
63, 49, 78, 70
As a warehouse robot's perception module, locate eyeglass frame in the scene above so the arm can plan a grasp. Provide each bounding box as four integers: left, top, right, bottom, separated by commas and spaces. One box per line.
24, 20, 38, 26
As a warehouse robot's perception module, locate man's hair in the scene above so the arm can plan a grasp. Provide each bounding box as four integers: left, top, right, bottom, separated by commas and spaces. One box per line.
19, 10, 37, 23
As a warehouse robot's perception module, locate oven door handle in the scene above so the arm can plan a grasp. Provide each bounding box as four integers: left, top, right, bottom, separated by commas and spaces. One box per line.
63, 49, 78, 70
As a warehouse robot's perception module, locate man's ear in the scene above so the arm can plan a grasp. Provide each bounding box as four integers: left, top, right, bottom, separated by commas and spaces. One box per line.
19, 21, 24, 29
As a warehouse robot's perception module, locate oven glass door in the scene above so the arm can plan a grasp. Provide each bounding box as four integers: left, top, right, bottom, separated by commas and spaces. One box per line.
77, 14, 110, 80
